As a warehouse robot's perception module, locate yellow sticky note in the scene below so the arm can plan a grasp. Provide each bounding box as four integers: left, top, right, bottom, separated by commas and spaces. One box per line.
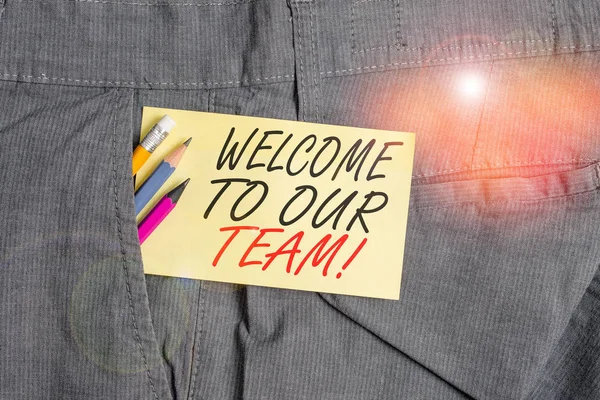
137, 107, 414, 300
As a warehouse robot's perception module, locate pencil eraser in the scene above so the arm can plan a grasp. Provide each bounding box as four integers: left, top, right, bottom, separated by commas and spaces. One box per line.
157, 115, 176, 132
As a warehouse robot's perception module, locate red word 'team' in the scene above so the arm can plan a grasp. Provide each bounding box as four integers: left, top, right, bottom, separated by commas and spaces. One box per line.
212, 226, 368, 279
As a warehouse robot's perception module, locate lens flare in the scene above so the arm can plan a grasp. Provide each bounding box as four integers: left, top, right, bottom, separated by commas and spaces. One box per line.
457, 73, 486, 100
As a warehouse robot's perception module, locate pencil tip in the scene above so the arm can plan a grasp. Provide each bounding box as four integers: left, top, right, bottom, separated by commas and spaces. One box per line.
183, 137, 192, 146
167, 178, 191, 203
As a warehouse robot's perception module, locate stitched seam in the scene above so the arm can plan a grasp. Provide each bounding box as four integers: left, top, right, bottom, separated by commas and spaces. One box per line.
309, 4, 319, 122
413, 162, 600, 211
321, 44, 600, 75
394, 0, 401, 49
293, 2, 306, 121
353, 38, 552, 54
412, 187, 600, 211
20, 0, 252, 6
111, 91, 159, 400
350, 1, 355, 52
550, 0, 557, 45
351, 0, 401, 54
5, 45, 597, 85
412, 159, 600, 179
0, 73, 294, 86
187, 286, 207, 400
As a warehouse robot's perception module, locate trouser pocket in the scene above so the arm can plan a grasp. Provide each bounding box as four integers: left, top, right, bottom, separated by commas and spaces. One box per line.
320, 162, 600, 399
0, 82, 170, 399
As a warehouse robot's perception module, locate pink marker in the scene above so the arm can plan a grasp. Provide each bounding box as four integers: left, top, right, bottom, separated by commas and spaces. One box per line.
138, 178, 190, 245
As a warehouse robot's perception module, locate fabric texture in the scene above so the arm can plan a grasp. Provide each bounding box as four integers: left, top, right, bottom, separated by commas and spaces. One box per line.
1, 0, 600, 399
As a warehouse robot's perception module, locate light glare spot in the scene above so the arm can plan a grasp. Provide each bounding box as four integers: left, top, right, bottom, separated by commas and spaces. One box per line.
457, 73, 486, 100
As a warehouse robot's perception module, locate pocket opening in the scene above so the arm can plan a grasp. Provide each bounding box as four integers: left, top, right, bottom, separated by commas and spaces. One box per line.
410, 161, 600, 209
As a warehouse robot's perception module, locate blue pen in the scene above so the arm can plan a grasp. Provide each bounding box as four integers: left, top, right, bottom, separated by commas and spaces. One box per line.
134, 137, 192, 215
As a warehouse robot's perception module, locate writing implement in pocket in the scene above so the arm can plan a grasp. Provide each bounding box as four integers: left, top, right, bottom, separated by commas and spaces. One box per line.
132, 114, 176, 176
138, 178, 191, 245
134, 137, 192, 215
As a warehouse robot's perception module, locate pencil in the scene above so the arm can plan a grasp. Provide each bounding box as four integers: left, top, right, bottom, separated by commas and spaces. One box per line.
138, 178, 191, 245
134, 137, 192, 215
132, 115, 176, 176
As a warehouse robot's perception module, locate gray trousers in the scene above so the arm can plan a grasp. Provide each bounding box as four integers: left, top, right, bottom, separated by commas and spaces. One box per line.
1, 0, 600, 398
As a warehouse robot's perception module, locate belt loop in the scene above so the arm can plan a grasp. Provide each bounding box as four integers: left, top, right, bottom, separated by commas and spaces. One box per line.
288, 0, 321, 123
